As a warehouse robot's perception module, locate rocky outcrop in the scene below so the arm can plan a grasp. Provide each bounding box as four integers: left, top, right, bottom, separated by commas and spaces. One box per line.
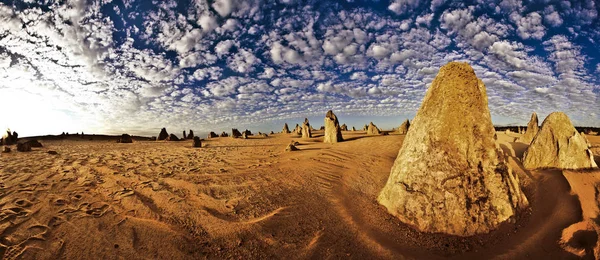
158, 128, 169, 141
231, 129, 242, 138
302, 121, 312, 138
518, 112, 539, 144
208, 132, 218, 138
522, 112, 597, 170
167, 134, 180, 141
117, 134, 133, 143
220, 132, 229, 137
324, 110, 343, 144
341, 124, 348, 131
187, 130, 194, 139
242, 131, 248, 139
294, 124, 302, 135
192, 136, 201, 148
17, 142, 31, 152
398, 119, 410, 134
366, 122, 380, 135
24, 139, 43, 147
282, 123, 291, 134
285, 141, 299, 152
362, 124, 368, 131
352, 127, 356, 131
183, 131, 187, 140
378, 62, 528, 236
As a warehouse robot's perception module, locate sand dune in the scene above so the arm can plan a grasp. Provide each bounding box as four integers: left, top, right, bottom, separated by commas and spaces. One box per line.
0, 130, 598, 259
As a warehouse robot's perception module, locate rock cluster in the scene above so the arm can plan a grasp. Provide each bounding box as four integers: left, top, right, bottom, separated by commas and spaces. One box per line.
220, 132, 229, 137
208, 132, 218, 138
187, 130, 194, 139
522, 112, 597, 170
378, 62, 528, 236
231, 129, 242, 138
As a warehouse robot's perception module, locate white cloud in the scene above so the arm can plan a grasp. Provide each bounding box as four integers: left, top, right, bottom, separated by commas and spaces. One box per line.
514, 12, 546, 40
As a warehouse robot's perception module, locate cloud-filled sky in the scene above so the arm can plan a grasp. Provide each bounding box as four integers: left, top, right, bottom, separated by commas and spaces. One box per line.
1, 0, 599, 137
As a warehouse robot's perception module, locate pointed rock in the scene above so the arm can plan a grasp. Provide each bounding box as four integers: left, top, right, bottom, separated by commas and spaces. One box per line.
522, 112, 597, 169
183, 130, 187, 140
341, 124, 348, 131
378, 62, 528, 236
324, 110, 343, 143
158, 128, 169, 141
167, 134, 180, 141
398, 119, 410, 135
518, 113, 539, 144
187, 130, 194, 139
302, 121, 312, 138
282, 123, 291, 134
231, 129, 242, 138
366, 122, 380, 135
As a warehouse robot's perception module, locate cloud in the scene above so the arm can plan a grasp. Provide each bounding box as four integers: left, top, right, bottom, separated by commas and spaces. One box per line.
0, 0, 599, 137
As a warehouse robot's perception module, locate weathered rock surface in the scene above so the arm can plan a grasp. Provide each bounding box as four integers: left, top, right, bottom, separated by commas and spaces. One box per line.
366, 122, 380, 135
377, 62, 528, 236
522, 112, 597, 170
192, 136, 201, 148
158, 128, 169, 141
323, 110, 343, 144
518, 112, 539, 144
398, 119, 410, 134
302, 122, 312, 138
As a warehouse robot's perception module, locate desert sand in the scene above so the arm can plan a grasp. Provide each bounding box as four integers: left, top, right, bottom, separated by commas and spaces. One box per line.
0, 130, 597, 259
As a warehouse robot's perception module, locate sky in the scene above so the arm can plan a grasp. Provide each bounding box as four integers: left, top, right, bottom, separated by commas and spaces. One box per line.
0, 0, 599, 137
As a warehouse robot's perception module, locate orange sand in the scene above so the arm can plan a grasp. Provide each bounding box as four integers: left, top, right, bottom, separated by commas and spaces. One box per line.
0, 131, 598, 259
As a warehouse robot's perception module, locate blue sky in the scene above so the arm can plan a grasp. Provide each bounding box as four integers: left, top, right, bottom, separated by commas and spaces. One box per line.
0, 0, 599, 137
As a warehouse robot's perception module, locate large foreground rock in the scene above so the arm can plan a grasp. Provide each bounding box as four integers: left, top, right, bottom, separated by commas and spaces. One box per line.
518, 112, 539, 144
323, 110, 343, 143
398, 119, 410, 134
378, 62, 528, 236
522, 112, 597, 169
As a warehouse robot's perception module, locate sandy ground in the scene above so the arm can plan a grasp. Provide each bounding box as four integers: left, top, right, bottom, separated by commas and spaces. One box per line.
0, 131, 599, 259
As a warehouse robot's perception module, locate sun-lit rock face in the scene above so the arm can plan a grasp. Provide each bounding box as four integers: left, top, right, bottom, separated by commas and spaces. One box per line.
323, 110, 343, 144
366, 122, 380, 135
518, 112, 539, 144
522, 112, 598, 170
302, 119, 312, 139
378, 62, 528, 237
